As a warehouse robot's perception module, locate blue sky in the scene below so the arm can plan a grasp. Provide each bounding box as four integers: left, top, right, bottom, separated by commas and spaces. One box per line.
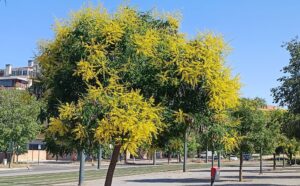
0, 0, 299, 104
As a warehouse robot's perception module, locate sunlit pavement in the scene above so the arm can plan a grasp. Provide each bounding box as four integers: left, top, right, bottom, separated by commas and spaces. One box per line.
1, 160, 299, 186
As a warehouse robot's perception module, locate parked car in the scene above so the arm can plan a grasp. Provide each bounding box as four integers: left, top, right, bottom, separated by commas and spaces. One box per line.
243, 154, 252, 161
229, 155, 238, 161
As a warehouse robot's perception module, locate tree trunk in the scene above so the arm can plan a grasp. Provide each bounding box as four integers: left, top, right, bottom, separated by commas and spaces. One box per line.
168, 152, 171, 164
183, 129, 188, 172
273, 153, 276, 170
78, 151, 85, 186
290, 153, 293, 165
206, 144, 208, 163
239, 151, 243, 182
105, 144, 121, 186
217, 151, 221, 168
97, 145, 102, 170
8, 151, 13, 168
259, 147, 263, 174
211, 144, 214, 168
179, 153, 182, 163
283, 153, 285, 167
153, 150, 156, 165
8, 153, 11, 168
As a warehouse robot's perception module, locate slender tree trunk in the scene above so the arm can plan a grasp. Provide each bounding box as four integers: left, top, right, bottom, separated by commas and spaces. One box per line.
105, 144, 121, 186
211, 146, 214, 168
239, 151, 243, 182
8, 153, 11, 168
153, 150, 156, 165
290, 154, 293, 165
97, 145, 102, 170
259, 147, 263, 174
179, 153, 182, 163
273, 153, 276, 170
283, 153, 285, 167
218, 152, 221, 166
206, 144, 208, 163
91, 156, 94, 166
78, 151, 85, 186
168, 152, 170, 164
9, 150, 14, 168
124, 152, 127, 164
183, 129, 188, 172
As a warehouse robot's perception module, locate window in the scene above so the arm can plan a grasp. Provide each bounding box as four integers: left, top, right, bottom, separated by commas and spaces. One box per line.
28, 144, 45, 150
0, 80, 13, 87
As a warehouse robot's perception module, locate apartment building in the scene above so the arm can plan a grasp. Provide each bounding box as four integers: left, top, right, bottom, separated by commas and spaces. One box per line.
0, 60, 45, 163
0, 60, 39, 90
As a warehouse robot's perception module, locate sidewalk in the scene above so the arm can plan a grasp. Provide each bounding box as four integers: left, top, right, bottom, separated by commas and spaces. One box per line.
57, 166, 300, 186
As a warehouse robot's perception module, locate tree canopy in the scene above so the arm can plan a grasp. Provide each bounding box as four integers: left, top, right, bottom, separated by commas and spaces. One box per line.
0, 89, 42, 156
272, 38, 300, 114
37, 5, 241, 185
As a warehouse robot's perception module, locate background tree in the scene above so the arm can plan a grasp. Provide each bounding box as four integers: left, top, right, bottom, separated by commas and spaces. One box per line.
271, 37, 300, 167
0, 89, 42, 167
272, 38, 300, 114
232, 98, 266, 181
265, 109, 285, 170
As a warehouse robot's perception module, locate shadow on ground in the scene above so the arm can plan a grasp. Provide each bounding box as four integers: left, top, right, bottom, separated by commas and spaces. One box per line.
185, 184, 300, 186
126, 177, 236, 184
189, 169, 273, 173
126, 166, 300, 186
127, 178, 297, 186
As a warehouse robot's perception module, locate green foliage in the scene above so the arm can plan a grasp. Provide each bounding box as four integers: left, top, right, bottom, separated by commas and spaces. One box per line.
281, 111, 300, 140
285, 138, 300, 160
187, 134, 199, 157
37, 4, 240, 171
0, 89, 42, 154
167, 138, 183, 155
272, 38, 300, 114
232, 98, 267, 153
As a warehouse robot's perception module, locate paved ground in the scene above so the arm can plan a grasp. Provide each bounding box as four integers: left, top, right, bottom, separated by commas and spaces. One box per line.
0, 159, 180, 176
63, 166, 300, 186
0, 160, 299, 186
0, 162, 209, 186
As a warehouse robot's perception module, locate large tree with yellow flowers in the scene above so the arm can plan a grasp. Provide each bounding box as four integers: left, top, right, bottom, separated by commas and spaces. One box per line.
37, 4, 240, 186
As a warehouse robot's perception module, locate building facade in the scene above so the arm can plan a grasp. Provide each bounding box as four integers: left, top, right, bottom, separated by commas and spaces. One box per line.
0, 60, 39, 90
0, 60, 46, 163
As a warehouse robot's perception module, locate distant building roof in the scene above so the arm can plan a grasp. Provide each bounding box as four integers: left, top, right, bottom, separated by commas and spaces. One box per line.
260, 105, 279, 111
0, 76, 29, 82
